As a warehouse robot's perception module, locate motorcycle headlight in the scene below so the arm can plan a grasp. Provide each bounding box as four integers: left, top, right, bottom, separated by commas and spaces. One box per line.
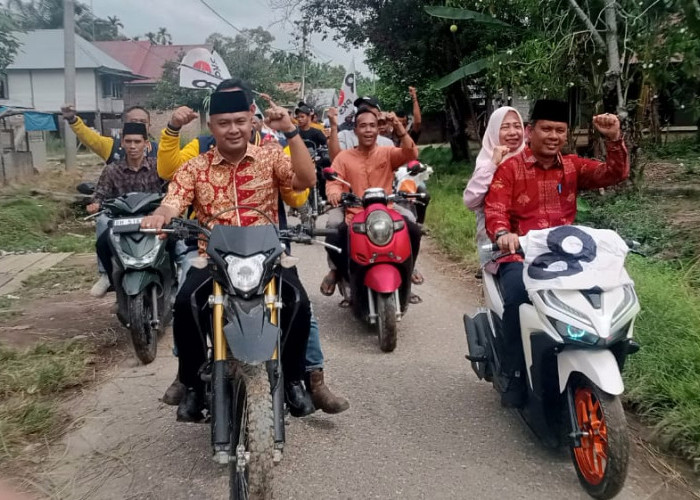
550, 318, 599, 346
225, 254, 266, 293
365, 210, 394, 246
112, 233, 164, 269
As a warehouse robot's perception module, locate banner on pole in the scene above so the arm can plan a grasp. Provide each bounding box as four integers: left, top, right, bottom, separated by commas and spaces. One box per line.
337, 61, 357, 124
179, 48, 231, 90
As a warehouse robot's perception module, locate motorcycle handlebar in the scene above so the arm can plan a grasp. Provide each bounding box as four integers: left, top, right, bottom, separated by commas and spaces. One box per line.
310, 227, 338, 237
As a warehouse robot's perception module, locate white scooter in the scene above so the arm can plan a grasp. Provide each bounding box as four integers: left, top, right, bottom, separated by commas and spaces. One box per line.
464, 225, 641, 499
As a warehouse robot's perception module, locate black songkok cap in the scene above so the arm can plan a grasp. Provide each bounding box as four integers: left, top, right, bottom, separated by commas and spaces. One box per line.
209, 90, 250, 115
122, 122, 147, 138
531, 99, 569, 124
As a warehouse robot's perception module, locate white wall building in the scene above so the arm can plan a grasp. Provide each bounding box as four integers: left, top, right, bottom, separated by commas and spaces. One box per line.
0, 29, 142, 130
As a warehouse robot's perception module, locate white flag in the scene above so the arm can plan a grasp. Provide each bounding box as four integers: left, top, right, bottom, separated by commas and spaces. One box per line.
179, 48, 231, 90
337, 61, 357, 124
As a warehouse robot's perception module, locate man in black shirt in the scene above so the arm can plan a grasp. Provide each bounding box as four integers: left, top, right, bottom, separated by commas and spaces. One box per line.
296, 102, 328, 150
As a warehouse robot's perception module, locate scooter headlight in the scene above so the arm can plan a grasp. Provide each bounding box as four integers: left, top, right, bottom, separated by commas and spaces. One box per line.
550, 318, 599, 346
365, 210, 394, 246
112, 233, 164, 269
225, 254, 266, 293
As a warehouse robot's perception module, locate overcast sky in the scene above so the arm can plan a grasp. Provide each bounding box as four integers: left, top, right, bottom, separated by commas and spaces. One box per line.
89, 0, 369, 74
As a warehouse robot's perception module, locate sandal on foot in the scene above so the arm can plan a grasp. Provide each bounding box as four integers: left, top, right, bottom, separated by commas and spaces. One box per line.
339, 298, 352, 308
320, 272, 337, 296
409, 293, 423, 304
411, 269, 424, 285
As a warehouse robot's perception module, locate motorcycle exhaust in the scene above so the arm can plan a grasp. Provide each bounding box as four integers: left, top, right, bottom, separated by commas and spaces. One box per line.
463, 311, 491, 380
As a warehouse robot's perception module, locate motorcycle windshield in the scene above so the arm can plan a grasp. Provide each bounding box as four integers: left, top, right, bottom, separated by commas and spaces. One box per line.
207, 224, 283, 259
106, 192, 164, 216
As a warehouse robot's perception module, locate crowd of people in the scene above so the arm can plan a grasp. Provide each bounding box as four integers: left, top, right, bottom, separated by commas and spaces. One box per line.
61, 77, 627, 419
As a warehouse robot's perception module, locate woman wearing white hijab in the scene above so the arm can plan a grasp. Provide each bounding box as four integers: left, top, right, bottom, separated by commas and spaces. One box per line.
463, 106, 525, 265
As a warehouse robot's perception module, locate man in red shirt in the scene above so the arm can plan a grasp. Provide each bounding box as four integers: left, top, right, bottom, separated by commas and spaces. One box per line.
484, 99, 629, 407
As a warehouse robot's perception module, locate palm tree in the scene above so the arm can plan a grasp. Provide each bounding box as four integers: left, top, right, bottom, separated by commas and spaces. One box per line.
145, 31, 157, 44
155, 27, 172, 45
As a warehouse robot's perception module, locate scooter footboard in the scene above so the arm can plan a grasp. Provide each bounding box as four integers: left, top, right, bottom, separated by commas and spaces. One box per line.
557, 349, 624, 395
463, 309, 492, 379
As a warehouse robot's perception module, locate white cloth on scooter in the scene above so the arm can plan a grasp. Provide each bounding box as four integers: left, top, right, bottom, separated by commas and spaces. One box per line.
520, 226, 633, 292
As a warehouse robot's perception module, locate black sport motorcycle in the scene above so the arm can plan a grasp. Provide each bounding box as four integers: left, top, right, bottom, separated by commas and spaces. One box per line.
150, 209, 337, 500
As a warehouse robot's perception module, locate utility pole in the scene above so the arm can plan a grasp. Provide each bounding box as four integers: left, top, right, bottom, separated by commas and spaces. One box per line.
300, 27, 307, 101
63, 0, 77, 170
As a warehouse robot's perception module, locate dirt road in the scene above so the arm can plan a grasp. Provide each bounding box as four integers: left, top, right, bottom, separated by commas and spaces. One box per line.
30, 238, 694, 499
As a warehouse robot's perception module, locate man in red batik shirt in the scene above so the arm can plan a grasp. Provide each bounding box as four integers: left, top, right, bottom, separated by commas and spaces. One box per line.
484, 99, 629, 408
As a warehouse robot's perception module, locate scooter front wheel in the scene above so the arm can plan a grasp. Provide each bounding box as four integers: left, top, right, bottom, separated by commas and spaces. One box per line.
569, 377, 629, 499
376, 292, 397, 352
127, 289, 157, 364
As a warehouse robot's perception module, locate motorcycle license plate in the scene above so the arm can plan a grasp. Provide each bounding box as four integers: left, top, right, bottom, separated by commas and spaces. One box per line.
112, 217, 143, 233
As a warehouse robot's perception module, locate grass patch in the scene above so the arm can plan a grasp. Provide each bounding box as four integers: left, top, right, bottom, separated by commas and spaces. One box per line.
0, 193, 94, 253
21, 264, 95, 299
422, 146, 700, 462
0, 341, 94, 460
624, 257, 700, 460
421, 147, 479, 267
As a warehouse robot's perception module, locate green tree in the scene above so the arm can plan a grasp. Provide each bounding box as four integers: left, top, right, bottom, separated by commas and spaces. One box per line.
0, 7, 20, 69
6, 0, 125, 41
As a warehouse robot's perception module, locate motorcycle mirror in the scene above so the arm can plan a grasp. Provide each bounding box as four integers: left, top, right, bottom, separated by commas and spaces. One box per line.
407, 161, 424, 176
322, 167, 338, 181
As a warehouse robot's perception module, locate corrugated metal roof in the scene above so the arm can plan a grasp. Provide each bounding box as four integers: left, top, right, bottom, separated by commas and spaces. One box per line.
7, 29, 135, 74
93, 41, 211, 84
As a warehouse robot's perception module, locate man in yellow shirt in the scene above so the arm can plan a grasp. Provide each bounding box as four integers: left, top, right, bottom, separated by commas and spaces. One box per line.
60, 105, 158, 164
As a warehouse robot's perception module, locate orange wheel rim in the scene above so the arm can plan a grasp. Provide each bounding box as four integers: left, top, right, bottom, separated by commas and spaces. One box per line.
573, 387, 608, 485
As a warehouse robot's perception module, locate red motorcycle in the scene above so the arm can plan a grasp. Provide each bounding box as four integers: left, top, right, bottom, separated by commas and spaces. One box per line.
324, 169, 425, 352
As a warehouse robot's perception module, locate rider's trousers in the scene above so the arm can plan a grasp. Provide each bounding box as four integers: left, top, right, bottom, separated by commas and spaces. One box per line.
497, 262, 530, 376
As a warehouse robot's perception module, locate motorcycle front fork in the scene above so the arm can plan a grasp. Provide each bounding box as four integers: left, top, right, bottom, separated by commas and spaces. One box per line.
210, 280, 285, 463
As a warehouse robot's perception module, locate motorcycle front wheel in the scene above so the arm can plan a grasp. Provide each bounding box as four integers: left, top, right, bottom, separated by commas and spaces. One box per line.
230, 364, 274, 500
127, 289, 157, 364
376, 292, 398, 352
569, 376, 629, 499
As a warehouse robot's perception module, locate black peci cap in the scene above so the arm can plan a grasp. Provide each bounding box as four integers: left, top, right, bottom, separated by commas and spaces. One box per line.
122, 122, 147, 138
530, 99, 569, 124
209, 90, 250, 115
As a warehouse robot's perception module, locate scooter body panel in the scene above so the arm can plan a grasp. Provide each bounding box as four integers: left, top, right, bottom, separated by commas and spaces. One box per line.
364, 263, 402, 293
557, 349, 625, 395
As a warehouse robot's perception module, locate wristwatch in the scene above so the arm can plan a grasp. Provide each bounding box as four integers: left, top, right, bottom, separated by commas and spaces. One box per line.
494, 229, 510, 241
283, 127, 299, 139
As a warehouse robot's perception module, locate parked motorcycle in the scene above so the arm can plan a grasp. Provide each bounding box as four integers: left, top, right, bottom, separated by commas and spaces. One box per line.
147, 211, 336, 500
463, 225, 641, 499
324, 168, 426, 352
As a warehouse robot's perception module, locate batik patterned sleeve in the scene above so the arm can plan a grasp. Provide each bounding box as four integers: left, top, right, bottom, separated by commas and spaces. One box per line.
161, 160, 196, 215
271, 146, 294, 191
93, 165, 115, 203
484, 162, 515, 240
576, 139, 629, 190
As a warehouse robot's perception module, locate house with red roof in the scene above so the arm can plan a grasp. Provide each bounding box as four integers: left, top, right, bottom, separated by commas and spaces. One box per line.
93, 40, 211, 108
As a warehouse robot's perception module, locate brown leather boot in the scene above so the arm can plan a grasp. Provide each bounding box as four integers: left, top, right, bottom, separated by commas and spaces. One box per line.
307, 369, 349, 414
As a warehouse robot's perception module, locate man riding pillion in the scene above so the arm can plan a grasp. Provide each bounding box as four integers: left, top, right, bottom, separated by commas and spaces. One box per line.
61, 104, 159, 297
90, 122, 166, 291
323, 107, 422, 300
483, 99, 629, 408
142, 90, 324, 421
156, 79, 349, 415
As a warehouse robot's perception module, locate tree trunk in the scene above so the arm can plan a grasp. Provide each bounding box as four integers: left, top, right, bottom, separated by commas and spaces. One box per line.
446, 88, 471, 163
